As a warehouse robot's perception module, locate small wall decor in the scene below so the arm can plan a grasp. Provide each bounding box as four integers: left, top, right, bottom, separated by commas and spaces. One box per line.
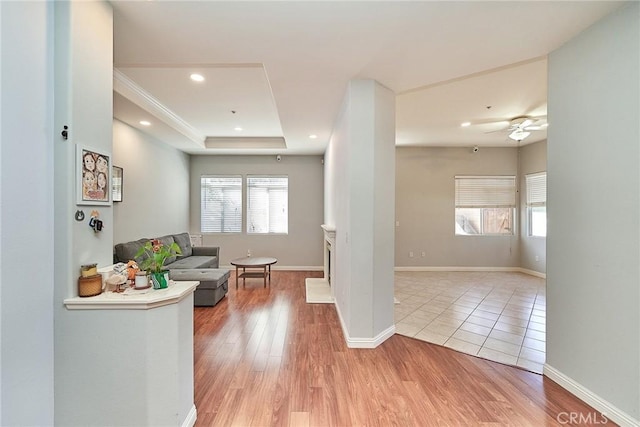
112, 166, 123, 202
89, 210, 103, 233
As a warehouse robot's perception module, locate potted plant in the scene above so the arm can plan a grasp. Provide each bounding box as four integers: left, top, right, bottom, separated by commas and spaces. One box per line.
134, 239, 182, 289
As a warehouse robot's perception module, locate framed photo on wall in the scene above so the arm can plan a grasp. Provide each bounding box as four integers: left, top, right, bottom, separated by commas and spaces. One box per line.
112, 166, 123, 202
77, 145, 111, 205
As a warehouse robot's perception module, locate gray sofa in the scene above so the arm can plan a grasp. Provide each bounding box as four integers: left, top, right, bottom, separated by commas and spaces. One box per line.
114, 232, 219, 269
114, 232, 228, 306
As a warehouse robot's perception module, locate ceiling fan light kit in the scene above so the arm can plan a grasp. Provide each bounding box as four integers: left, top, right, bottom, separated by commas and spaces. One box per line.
508, 130, 531, 141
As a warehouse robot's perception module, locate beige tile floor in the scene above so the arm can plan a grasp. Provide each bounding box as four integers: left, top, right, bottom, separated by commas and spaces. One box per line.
394, 271, 546, 374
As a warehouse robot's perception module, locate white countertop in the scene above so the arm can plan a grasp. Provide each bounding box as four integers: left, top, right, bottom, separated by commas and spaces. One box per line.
64, 280, 199, 310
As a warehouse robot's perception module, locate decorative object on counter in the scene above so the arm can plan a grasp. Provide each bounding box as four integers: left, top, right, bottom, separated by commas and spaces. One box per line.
113, 262, 127, 275
150, 271, 171, 290
80, 263, 98, 278
78, 274, 102, 297
134, 238, 182, 290
126, 261, 139, 286
106, 273, 128, 293
134, 271, 150, 289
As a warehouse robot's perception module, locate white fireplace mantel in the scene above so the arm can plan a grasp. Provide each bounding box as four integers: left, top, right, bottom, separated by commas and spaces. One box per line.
321, 224, 336, 281
321, 224, 336, 233
305, 225, 336, 303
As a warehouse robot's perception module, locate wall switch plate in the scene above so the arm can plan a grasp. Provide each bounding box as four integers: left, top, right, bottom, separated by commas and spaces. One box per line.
409, 251, 414, 258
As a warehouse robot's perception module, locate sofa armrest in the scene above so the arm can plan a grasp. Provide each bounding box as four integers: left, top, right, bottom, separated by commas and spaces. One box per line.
192, 246, 219, 258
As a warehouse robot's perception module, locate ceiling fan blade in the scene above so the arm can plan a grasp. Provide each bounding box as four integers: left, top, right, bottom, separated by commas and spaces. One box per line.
523, 117, 548, 131
522, 119, 535, 128
475, 115, 547, 134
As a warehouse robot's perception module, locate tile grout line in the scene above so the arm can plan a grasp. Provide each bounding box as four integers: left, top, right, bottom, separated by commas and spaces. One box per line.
394, 272, 546, 373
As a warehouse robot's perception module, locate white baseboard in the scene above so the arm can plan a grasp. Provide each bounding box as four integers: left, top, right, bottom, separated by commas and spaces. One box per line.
544, 364, 639, 427
394, 266, 546, 279
181, 405, 197, 427
395, 266, 514, 272
517, 267, 546, 279
220, 264, 323, 271
219, 265, 546, 277
273, 265, 323, 271
334, 302, 396, 348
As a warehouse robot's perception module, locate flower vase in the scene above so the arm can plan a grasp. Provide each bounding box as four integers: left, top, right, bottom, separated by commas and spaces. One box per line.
151, 271, 170, 289
134, 271, 150, 289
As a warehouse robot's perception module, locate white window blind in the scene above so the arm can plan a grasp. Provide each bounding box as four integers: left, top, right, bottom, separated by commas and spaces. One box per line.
526, 172, 547, 207
455, 176, 517, 208
247, 176, 288, 234
526, 172, 547, 237
200, 176, 242, 233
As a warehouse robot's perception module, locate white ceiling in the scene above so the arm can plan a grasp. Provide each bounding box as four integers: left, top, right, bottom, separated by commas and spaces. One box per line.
111, 1, 622, 155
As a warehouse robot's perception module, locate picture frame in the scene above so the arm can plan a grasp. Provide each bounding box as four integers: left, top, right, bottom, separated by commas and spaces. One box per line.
112, 166, 123, 202
77, 145, 111, 206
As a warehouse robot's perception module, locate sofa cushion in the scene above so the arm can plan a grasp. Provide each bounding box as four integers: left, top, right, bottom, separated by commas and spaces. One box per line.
169, 269, 230, 289
172, 232, 193, 257
157, 235, 177, 265
168, 255, 218, 269
114, 238, 150, 264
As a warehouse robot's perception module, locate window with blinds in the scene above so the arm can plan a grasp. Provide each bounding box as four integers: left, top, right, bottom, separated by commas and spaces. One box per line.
454, 176, 516, 235
247, 176, 288, 234
526, 172, 547, 237
200, 176, 242, 233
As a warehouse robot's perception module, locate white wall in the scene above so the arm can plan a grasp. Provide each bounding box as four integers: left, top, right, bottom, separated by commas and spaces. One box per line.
53, 2, 116, 424
547, 2, 639, 424
395, 146, 520, 268
112, 119, 190, 244
0, 2, 55, 425
190, 155, 324, 268
325, 79, 395, 345
518, 140, 547, 274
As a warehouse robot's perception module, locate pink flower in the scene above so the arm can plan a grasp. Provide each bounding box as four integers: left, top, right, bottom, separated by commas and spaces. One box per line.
151, 239, 162, 253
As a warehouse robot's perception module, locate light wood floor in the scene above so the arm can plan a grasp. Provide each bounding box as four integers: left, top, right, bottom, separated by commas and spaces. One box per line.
194, 271, 613, 426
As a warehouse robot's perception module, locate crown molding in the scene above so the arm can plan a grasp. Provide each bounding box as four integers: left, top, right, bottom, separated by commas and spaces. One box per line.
204, 136, 286, 149
113, 68, 205, 147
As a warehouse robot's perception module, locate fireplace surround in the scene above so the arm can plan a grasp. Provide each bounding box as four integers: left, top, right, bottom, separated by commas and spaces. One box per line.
305, 224, 335, 303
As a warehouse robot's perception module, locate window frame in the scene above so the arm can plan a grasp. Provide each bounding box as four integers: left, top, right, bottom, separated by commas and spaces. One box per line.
454, 175, 517, 236
526, 171, 547, 238
200, 175, 243, 234
246, 175, 289, 235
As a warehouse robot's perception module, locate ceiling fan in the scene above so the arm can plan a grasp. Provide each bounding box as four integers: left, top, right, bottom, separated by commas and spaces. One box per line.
490, 116, 548, 142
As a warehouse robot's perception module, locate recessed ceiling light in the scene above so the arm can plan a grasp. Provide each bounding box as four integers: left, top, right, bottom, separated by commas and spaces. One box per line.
234, 127, 243, 132
309, 134, 318, 139
460, 122, 471, 127
190, 73, 205, 82
139, 120, 151, 126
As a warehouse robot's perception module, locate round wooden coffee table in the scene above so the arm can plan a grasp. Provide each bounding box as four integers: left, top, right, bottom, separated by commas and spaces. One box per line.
230, 256, 277, 289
